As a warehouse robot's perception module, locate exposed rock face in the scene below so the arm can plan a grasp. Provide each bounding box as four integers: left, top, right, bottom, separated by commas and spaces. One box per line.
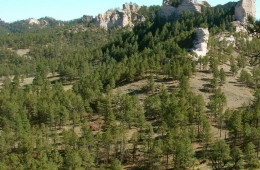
158, 6, 177, 19
177, 0, 202, 14
94, 3, 145, 29
192, 28, 209, 58
235, 0, 256, 22
123, 3, 140, 13
28, 18, 40, 25
159, 0, 209, 19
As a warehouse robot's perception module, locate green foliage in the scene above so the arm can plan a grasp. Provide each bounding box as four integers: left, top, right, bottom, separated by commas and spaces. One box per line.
219, 68, 226, 85
208, 88, 227, 120
110, 159, 125, 170
244, 142, 259, 168
239, 69, 254, 87
230, 146, 243, 169
173, 135, 195, 169
138, 6, 161, 21
210, 140, 230, 170
168, 0, 181, 7
0, 3, 258, 169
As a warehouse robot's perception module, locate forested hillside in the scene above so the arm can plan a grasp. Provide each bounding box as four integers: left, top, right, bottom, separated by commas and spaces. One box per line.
0, 3, 259, 170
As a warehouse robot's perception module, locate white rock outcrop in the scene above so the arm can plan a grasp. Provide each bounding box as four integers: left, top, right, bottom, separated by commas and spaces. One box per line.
159, 0, 209, 19
192, 28, 209, 58
28, 18, 40, 25
94, 3, 145, 29
235, 0, 256, 22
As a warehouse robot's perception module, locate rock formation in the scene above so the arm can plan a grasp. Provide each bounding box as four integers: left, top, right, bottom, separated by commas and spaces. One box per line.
192, 28, 209, 58
235, 0, 256, 22
27, 18, 40, 25
159, 0, 210, 19
25, 18, 64, 28
177, 0, 202, 14
94, 3, 145, 29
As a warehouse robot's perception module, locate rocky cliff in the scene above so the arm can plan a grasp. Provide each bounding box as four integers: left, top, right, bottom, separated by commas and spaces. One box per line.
94, 3, 145, 29
235, 0, 256, 22
192, 28, 209, 58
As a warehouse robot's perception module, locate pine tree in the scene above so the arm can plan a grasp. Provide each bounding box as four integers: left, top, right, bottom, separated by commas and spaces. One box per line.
230, 146, 243, 169
64, 148, 82, 170
230, 56, 238, 76
244, 142, 259, 168
173, 134, 195, 169
219, 68, 226, 85
210, 140, 230, 170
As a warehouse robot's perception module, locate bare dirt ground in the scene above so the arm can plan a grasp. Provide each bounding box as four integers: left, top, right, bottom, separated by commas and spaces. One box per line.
190, 64, 254, 109
16, 49, 30, 56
